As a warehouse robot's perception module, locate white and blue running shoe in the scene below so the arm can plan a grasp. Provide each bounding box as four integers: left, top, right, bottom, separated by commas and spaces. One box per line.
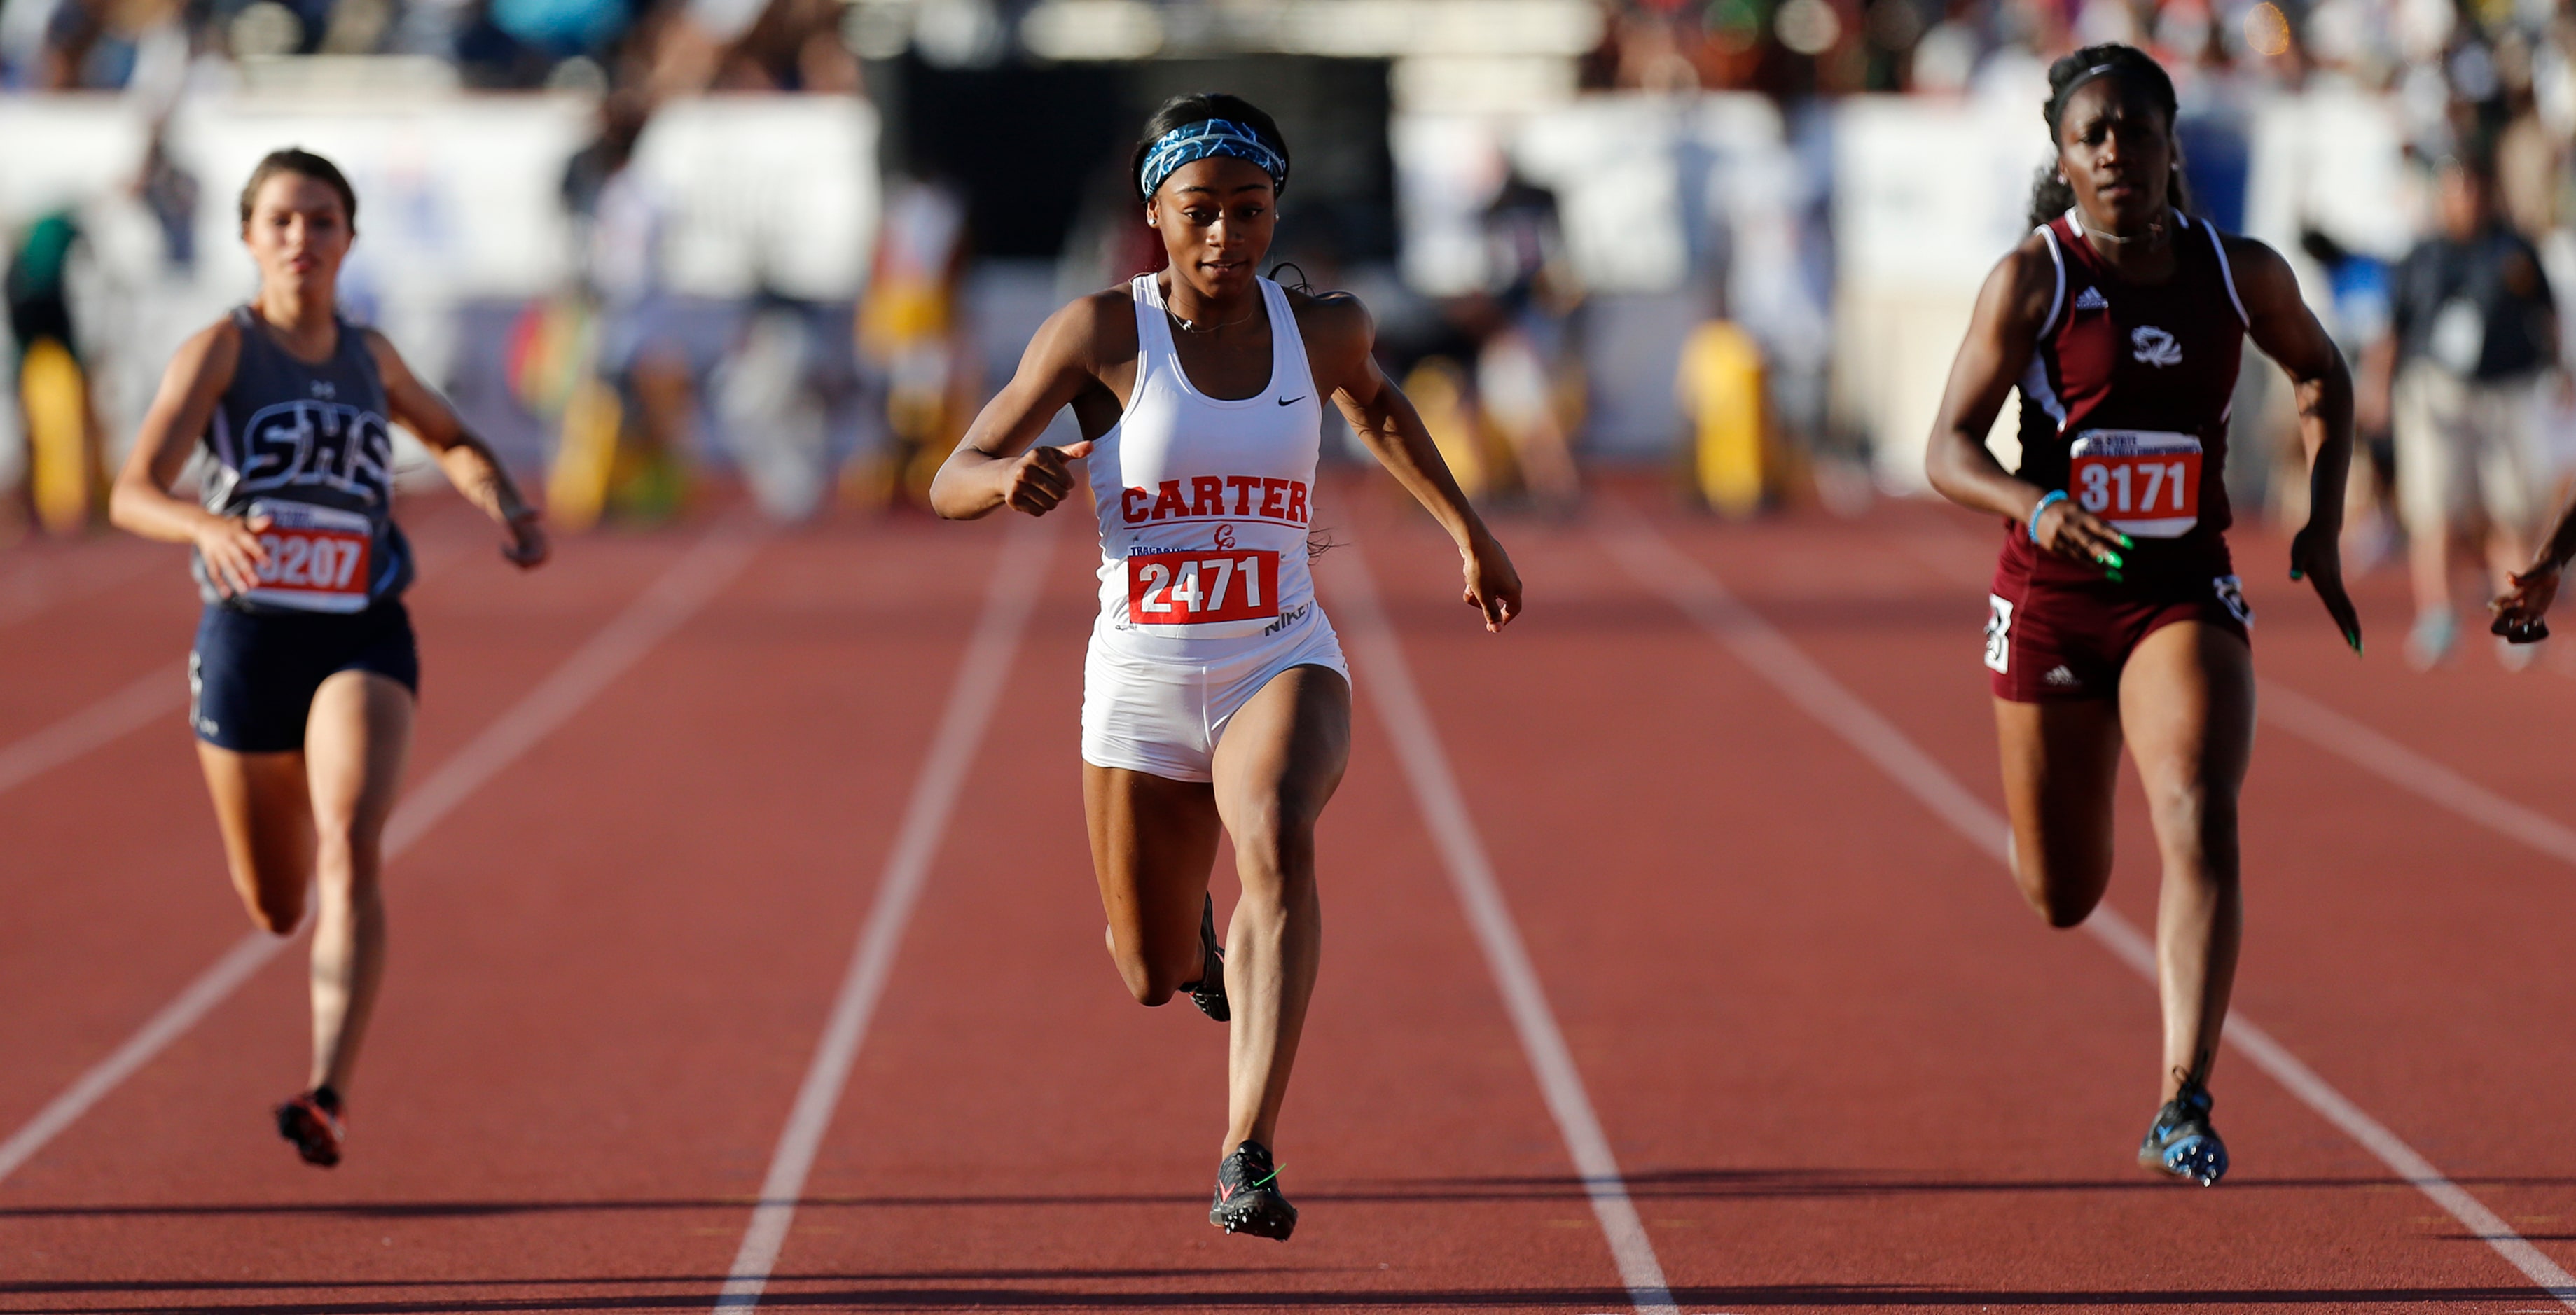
2138, 1082, 2228, 1185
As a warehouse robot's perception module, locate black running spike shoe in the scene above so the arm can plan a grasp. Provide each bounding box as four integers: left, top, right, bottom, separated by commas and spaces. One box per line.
1182, 893, 1228, 1023
2138, 1082, 2228, 1185
275, 1086, 344, 1168
1209, 1140, 1296, 1240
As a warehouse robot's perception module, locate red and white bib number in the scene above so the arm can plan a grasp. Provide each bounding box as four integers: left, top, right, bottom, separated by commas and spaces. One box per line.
2068, 430, 2202, 538
1127, 550, 1279, 626
243, 500, 372, 613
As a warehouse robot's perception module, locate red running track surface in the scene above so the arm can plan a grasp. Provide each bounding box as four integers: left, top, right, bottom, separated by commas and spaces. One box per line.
0, 476, 2569, 1313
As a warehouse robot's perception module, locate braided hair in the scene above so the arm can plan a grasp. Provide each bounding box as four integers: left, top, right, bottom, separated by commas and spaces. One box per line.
2025, 43, 2191, 228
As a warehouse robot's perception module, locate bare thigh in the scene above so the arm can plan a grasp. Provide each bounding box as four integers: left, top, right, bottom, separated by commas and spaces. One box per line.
196, 743, 316, 935
2115, 622, 2253, 858
1208, 665, 1351, 857
302, 670, 415, 863
1086, 764, 1224, 1005
1993, 694, 2124, 927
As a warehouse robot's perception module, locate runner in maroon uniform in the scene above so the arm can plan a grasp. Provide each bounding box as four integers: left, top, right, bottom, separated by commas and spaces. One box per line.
1925, 44, 2362, 1185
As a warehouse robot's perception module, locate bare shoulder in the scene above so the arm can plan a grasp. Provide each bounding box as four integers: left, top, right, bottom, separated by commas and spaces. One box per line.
1996, 230, 2063, 301
356, 326, 415, 380
1034, 286, 1142, 371
169, 316, 243, 391
2214, 230, 2301, 305
1286, 286, 1373, 358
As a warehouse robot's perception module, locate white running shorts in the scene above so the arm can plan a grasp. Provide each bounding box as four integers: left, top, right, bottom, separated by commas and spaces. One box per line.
1081, 609, 1350, 783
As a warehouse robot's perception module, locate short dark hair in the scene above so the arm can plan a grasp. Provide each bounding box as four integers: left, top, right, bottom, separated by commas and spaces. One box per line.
1130, 93, 1290, 201
238, 148, 357, 230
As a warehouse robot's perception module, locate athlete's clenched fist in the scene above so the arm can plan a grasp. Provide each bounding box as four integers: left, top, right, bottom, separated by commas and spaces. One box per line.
1004, 440, 1095, 516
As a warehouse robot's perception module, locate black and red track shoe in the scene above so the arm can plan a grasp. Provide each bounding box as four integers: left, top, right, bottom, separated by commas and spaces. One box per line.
275, 1087, 344, 1168
1209, 1140, 1295, 1240
1182, 893, 1228, 1023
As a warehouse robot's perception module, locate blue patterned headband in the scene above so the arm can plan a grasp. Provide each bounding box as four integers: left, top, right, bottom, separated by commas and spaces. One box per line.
1139, 118, 1287, 200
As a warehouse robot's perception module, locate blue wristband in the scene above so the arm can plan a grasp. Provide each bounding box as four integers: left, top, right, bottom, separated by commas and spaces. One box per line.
2028, 489, 2068, 543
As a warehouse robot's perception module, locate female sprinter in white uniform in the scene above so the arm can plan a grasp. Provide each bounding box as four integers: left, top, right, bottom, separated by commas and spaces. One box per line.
109, 149, 547, 1167
932, 94, 1521, 1239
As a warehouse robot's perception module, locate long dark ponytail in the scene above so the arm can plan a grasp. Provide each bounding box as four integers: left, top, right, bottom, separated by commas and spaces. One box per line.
2026, 43, 2191, 228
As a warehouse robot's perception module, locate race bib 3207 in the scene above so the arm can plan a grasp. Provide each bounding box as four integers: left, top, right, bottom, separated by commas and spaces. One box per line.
1126, 550, 1279, 625
242, 500, 372, 613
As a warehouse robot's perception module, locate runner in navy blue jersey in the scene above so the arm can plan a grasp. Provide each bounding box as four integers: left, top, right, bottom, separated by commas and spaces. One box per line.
109, 149, 547, 1168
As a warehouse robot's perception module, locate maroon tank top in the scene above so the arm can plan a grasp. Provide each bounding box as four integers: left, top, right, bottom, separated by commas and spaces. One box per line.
2005, 209, 2247, 585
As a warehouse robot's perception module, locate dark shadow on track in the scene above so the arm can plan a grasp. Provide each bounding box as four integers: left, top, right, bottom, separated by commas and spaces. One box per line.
11, 1168, 2569, 1221
0, 1281, 2560, 1312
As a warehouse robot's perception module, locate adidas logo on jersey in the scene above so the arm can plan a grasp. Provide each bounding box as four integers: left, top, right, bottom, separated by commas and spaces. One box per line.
2042, 665, 2081, 688
2073, 286, 2109, 311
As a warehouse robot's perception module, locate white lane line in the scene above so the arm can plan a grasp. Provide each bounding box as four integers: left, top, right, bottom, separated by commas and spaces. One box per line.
0, 522, 765, 1188
1595, 513, 2576, 1313
1322, 543, 1682, 1315
714, 517, 1052, 1313
2259, 680, 2576, 866
0, 525, 488, 802
0, 665, 183, 799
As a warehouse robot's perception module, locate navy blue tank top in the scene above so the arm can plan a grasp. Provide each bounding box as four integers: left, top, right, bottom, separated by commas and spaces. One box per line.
197, 307, 412, 612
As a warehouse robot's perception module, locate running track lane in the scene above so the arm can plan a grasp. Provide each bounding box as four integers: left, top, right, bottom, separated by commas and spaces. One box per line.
1596, 508, 2576, 1310
1348, 486, 2570, 1310
0, 515, 1023, 1309
1325, 541, 1681, 1315
0, 496, 629, 1145
714, 513, 1055, 1309
1858, 501, 2576, 1279
0, 515, 766, 1187
725, 501, 1656, 1310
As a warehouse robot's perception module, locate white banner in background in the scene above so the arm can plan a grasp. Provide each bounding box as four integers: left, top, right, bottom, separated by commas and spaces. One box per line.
3, 92, 879, 303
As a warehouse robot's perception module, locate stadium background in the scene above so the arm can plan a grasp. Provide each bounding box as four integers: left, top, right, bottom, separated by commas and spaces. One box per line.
3, 0, 2564, 533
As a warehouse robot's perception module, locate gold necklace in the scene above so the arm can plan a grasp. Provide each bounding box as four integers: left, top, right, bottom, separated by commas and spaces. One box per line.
1168, 302, 1257, 335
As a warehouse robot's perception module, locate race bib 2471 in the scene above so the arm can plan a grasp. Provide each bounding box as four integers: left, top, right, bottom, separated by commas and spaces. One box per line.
1126, 550, 1279, 625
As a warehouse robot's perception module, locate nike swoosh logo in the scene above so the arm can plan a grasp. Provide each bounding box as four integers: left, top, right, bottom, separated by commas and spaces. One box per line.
1277, 396, 1303, 406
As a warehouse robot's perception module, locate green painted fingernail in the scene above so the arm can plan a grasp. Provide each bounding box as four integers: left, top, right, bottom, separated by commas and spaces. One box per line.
2119, 534, 2135, 549
2103, 550, 2124, 568
2106, 569, 2125, 583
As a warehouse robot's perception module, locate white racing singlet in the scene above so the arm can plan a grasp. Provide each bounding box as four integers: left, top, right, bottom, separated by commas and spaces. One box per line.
1086, 274, 1324, 657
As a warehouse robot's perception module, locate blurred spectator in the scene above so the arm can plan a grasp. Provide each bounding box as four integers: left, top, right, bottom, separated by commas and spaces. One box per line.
2366, 156, 2563, 669
6, 210, 106, 533
854, 172, 972, 508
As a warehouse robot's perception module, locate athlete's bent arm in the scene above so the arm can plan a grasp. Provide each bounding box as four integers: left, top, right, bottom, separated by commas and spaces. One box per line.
108, 321, 270, 597
929, 295, 1121, 520
1924, 241, 2128, 569
2230, 237, 2362, 650
1304, 293, 1522, 630
366, 333, 547, 568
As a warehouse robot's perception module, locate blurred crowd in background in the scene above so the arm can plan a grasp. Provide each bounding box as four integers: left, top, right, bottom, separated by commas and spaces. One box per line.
6, 0, 2576, 665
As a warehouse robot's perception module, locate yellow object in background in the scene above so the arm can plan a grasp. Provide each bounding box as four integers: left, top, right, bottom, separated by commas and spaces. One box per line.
546, 377, 621, 534
1678, 320, 1766, 517
1403, 359, 1486, 499
22, 339, 94, 536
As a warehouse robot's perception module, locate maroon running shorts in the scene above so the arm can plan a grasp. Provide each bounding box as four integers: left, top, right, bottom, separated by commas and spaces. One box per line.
1985, 546, 2252, 703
